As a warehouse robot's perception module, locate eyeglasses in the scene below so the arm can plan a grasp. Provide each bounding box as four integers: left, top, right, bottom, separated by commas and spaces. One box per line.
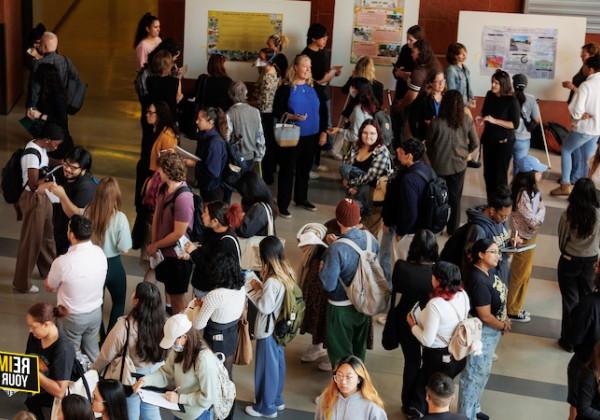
63, 161, 82, 171
334, 374, 357, 383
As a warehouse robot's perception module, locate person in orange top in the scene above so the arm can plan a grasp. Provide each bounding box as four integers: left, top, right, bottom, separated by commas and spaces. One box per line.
147, 100, 179, 172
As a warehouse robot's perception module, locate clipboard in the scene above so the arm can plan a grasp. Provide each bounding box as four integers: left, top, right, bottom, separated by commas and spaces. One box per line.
138, 389, 185, 412
501, 244, 537, 253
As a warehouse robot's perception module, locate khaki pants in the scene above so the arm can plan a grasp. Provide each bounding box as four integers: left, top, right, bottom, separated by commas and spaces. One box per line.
13, 190, 56, 291
507, 236, 536, 315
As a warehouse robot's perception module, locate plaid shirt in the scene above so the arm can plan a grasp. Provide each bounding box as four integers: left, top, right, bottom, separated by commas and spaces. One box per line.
27, 52, 79, 108
345, 144, 393, 187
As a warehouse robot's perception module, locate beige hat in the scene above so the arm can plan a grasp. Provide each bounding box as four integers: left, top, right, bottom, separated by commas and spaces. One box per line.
160, 314, 192, 349
297, 223, 328, 247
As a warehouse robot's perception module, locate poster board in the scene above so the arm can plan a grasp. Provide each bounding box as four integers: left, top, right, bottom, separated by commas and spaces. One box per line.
331, 0, 420, 89
184, 0, 311, 83
458, 11, 587, 101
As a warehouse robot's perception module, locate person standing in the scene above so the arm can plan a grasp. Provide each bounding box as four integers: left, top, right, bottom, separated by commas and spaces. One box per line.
426, 90, 479, 234
12, 123, 64, 294
194, 53, 234, 112
45, 215, 107, 361
476, 70, 520, 199
320, 199, 376, 366
552, 56, 600, 196
557, 178, 600, 352
511, 74, 541, 174
272, 54, 328, 217
445, 42, 475, 108
134, 12, 161, 69
507, 156, 546, 323
409, 70, 446, 141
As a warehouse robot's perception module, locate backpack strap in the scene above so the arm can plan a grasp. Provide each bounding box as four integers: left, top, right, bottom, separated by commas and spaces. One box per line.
163, 185, 191, 210
23, 147, 41, 164
221, 234, 241, 263
119, 319, 131, 383
260, 202, 274, 236
413, 165, 434, 183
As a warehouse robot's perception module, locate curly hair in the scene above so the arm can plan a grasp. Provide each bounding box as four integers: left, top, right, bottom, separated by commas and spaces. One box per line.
157, 152, 186, 182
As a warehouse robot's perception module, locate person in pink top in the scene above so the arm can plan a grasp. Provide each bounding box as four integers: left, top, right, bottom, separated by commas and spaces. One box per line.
134, 12, 162, 69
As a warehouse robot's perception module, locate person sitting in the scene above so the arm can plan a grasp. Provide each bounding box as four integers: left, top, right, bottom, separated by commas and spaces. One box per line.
236, 170, 277, 238
60, 394, 95, 420
315, 355, 387, 420
91, 380, 129, 420
45, 215, 107, 361
422, 372, 468, 419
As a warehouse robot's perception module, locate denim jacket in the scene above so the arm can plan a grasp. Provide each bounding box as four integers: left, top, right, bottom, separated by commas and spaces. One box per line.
445, 64, 473, 104
319, 228, 379, 302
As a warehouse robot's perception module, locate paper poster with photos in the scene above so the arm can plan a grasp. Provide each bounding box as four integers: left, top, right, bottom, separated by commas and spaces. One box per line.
351, 0, 404, 65
481, 25, 557, 79
207, 10, 283, 62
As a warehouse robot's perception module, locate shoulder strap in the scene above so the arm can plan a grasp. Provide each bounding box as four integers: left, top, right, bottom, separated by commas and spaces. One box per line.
413, 166, 434, 183
261, 203, 274, 236
119, 319, 130, 382
221, 234, 241, 262
337, 236, 365, 255
164, 185, 191, 209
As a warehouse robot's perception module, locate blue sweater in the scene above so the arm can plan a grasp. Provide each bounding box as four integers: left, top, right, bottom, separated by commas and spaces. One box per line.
194, 128, 228, 192
320, 228, 379, 302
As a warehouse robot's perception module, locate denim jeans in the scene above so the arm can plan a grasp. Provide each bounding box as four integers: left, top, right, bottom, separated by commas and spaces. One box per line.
560, 131, 599, 184
379, 227, 395, 286
512, 137, 530, 175
254, 335, 285, 415
128, 364, 162, 420
340, 163, 366, 181
458, 325, 502, 420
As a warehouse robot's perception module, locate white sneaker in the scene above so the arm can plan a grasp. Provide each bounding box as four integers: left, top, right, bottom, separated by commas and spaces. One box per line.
15, 285, 39, 294
316, 165, 329, 172
309, 171, 320, 180
318, 360, 332, 372
277, 404, 285, 411
492, 353, 498, 362
301, 344, 328, 363
245, 405, 277, 418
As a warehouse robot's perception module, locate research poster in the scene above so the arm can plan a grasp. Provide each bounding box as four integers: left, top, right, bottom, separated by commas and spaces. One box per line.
481, 25, 558, 79
351, 0, 404, 65
207, 10, 283, 61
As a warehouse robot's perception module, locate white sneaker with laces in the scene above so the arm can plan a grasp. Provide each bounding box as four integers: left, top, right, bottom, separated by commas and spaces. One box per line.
301, 344, 327, 363
245, 405, 277, 418
318, 360, 332, 372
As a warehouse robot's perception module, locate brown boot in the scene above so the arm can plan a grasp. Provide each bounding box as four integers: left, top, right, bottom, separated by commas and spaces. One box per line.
550, 183, 573, 196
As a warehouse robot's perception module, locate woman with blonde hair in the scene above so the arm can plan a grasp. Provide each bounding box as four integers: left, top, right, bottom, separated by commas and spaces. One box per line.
316, 355, 387, 420
342, 56, 384, 108
244, 236, 296, 417
85, 177, 132, 338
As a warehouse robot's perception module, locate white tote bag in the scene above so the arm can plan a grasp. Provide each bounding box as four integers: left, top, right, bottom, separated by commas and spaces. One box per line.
238, 203, 285, 271
274, 114, 300, 148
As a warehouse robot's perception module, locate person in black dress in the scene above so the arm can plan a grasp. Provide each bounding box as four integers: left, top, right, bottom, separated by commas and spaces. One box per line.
194, 53, 234, 112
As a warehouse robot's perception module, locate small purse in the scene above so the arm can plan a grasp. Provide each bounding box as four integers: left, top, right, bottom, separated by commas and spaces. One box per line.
274, 114, 300, 148
234, 307, 253, 366
102, 319, 136, 385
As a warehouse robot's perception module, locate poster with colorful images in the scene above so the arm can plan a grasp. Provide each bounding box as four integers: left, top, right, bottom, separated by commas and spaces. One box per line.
481, 25, 557, 79
351, 0, 404, 65
207, 11, 282, 62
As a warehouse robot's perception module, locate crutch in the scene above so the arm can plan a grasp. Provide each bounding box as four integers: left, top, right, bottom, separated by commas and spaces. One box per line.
536, 99, 552, 169
331, 93, 351, 159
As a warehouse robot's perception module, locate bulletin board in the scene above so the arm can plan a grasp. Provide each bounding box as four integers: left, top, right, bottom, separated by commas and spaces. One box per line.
457, 11, 587, 101
184, 0, 311, 82
331, 0, 420, 90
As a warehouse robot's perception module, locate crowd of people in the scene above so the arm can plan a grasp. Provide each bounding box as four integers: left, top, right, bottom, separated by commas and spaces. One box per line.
8, 10, 600, 420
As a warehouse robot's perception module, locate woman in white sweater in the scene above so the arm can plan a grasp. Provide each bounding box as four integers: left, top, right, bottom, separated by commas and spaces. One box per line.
133, 314, 221, 420
407, 261, 470, 414
188, 252, 246, 378
244, 236, 294, 418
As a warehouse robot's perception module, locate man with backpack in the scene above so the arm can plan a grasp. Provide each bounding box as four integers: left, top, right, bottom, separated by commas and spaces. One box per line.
319, 198, 384, 370
11, 122, 65, 293
381, 138, 440, 280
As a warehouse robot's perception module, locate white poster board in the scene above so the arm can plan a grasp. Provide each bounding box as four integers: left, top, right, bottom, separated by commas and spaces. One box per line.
331, 0, 420, 89
458, 11, 587, 101
184, 0, 311, 82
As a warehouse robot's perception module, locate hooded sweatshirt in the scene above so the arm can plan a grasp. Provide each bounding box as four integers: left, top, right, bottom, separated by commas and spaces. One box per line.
464, 206, 511, 284
194, 128, 228, 193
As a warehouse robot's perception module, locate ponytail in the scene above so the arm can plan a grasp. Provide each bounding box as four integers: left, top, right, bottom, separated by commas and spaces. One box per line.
200, 107, 229, 139
205, 201, 243, 229
28, 302, 67, 324
514, 87, 526, 109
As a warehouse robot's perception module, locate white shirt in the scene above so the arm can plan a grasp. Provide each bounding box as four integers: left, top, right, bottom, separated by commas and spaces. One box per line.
189, 287, 246, 330
569, 72, 600, 135
47, 241, 107, 315
411, 290, 470, 348
21, 140, 49, 188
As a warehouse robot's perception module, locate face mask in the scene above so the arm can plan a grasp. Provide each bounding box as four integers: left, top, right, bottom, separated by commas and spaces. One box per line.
254, 58, 268, 67
172, 343, 184, 353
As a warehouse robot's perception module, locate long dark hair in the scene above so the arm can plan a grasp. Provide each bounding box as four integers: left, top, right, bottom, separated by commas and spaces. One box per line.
511, 171, 539, 211
237, 171, 274, 212
567, 178, 599, 238
439, 90, 465, 130
514, 86, 527, 108
206, 252, 244, 289
356, 119, 383, 151
96, 380, 128, 420
134, 12, 158, 48
205, 201, 244, 230
352, 77, 378, 114
174, 328, 209, 373
128, 282, 166, 363
413, 40, 436, 68
407, 229, 439, 264
492, 70, 513, 96
151, 100, 179, 136
61, 394, 95, 420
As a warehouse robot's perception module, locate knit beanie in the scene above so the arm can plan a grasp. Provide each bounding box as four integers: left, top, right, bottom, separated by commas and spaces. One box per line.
335, 198, 361, 227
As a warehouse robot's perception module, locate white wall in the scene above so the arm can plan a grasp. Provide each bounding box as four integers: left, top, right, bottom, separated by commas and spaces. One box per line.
458, 11, 587, 101
330, 0, 421, 90
184, 0, 311, 83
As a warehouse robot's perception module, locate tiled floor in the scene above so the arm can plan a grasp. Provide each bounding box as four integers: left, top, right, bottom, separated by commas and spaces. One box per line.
0, 1, 574, 419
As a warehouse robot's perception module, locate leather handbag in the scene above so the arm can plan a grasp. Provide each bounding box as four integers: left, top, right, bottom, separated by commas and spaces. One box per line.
234, 307, 253, 366
102, 319, 136, 385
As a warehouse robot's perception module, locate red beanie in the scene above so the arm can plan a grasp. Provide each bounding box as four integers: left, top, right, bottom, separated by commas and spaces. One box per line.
335, 198, 361, 227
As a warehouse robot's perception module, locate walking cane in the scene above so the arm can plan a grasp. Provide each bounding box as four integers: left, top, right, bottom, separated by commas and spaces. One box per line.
536, 99, 552, 169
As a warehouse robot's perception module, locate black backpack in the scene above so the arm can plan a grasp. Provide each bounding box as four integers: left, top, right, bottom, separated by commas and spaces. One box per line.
414, 167, 450, 234
164, 185, 204, 242
439, 222, 472, 266
2, 147, 41, 204
65, 57, 87, 115
222, 134, 247, 190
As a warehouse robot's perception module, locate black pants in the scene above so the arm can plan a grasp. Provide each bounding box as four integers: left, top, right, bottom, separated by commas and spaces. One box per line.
398, 322, 421, 410
441, 170, 466, 235
483, 138, 513, 199
277, 134, 318, 212
558, 254, 597, 343
416, 346, 466, 413
26, 392, 54, 420
261, 112, 277, 184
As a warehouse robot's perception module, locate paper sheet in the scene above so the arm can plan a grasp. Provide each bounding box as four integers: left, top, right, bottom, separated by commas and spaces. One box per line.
138, 389, 182, 411
45, 190, 60, 203
176, 146, 200, 162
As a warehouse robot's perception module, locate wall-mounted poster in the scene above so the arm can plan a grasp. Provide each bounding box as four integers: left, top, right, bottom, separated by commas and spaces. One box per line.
481, 25, 558, 79
351, 0, 404, 65
207, 10, 283, 61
